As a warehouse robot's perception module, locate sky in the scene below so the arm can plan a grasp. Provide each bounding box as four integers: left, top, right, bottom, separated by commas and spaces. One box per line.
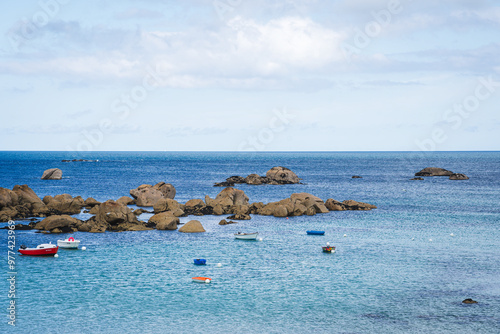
1, 0, 499, 151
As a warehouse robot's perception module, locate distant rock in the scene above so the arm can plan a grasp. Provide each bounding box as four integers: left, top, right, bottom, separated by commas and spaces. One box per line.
41, 168, 62, 180
449, 173, 469, 180
415, 167, 454, 177
179, 220, 206, 233
219, 219, 237, 225
462, 299, 478, 304
130, 182, 176, 207
245, 174, 266, 185
266, 166, 300, 184
410, 177, 424, 180
352, 175, 362, 179
62, 159, 97, 162
342, 200, 377, 210
214, 167, 301, 186
226, 213, 251, 220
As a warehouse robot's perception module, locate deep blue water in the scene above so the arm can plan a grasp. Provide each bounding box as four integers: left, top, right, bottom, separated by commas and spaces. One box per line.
1, 151, 499, 333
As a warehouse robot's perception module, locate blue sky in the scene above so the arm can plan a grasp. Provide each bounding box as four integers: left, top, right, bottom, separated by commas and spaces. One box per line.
1, 0, 499, 151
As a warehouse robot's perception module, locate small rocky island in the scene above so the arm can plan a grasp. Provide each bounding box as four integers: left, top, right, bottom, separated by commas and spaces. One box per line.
214, 166, 301, 186
415, 167, 469, 180
0, 182, 377, 233
41, 168, 63, 180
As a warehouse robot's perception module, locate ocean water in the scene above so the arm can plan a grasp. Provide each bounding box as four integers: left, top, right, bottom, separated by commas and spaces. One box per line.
1, 151, 499, 333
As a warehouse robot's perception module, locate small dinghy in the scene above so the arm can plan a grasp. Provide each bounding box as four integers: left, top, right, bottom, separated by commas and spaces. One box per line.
322, 246, 336, 253
307, 230, 325, 235
234, 232, 258, 240
192, 277, 212, 283
18, 243, 58, 256
193, 259, 206, 265
57, 237, 80, 249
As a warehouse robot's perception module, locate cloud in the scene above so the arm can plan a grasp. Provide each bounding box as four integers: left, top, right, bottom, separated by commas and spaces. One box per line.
115, 8, 164, 20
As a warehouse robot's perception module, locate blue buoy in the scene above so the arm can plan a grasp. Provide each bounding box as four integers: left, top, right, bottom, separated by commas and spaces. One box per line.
194, 259, 206, 265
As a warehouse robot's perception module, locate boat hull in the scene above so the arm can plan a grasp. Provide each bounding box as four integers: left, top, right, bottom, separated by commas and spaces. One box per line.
307, 230, 325, 235
234, 233, 258, 240
18, 247, 58, 256
57, 240, 80, 249
192, 277, 211, 283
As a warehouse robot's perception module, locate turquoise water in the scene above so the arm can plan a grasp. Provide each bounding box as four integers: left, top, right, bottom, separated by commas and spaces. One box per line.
1, 152, 499, 333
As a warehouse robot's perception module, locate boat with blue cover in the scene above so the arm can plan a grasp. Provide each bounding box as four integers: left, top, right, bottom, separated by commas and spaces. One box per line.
194, 259, 206, 265
306, 230, 325, 235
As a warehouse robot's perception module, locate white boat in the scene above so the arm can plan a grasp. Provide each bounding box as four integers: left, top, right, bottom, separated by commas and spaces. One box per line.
234, 232, 258, 240
57, 237, 80, 249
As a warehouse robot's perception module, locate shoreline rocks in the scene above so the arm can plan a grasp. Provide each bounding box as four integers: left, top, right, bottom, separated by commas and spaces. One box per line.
41, 168, 62, 180
214, 166, 301, 186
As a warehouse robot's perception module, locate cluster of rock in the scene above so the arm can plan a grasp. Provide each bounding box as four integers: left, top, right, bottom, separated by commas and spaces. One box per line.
214, 166, 301, 186
414, 167, 469, 180
129, 182, 176, 206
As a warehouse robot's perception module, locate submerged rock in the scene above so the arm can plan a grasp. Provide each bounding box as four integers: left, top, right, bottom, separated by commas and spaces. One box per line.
179, 220, 205, 233
415, 167, 454, 177
462, 299, 478, 304
41, 168, 62, 180
410, 177, 424, 180
352, 175, 362, 179
449, 173, 469, 180
219, 219, 237, 225
226, 213, 251, 220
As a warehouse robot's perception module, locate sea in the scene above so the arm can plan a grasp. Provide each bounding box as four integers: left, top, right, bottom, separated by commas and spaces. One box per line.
1, 151, 499, 334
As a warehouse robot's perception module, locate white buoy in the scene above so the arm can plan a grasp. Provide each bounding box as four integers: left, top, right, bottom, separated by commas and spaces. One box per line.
411, 238, 415, 241
54, 254, 59, 258
326, 242, 330, 246
450, 233, 455, 237
82, 246, 87, 251
258, 237, 263, 242
429, 239, 433, 242
343, 234, 347, 237
217, 263, 222, 268
205, 279, 210, 283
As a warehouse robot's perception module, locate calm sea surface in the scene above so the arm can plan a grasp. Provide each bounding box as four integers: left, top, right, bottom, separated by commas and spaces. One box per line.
1, 151, 499, 333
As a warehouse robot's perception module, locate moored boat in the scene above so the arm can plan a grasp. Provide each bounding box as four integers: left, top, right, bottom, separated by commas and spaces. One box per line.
57, 236, 80, 249
194, 259, 206, 265
322, 246, 336, 253
307, 230, 325, 235
234, 232, 258, 240
192, 277, 212, 283
18, 243, 58, 256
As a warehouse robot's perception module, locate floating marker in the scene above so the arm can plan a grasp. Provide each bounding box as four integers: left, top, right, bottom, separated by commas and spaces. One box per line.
258, 237, 263, 242
411, 238, 415, 241
54, 254, 59, 258
326, 242, 330, 246
450, 233, 455, 237
82, 246, 87, 251
217, 263, 222, 267
205, 279, 210, 283
343, 234, 347, 237
429, 239, 433, 242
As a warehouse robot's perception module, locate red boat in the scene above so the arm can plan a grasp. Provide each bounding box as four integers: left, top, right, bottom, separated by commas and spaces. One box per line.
18, 243, 59, 256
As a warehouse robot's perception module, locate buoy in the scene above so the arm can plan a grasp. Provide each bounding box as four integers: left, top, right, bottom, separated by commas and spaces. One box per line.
68, 237, 75, 241
217, 263, 222, 267
54, 254, 59, 258
286, 217, 289, 219
258, 237, 263, 241
429, 239, 433, 242
326, 242, 330, 246
450, 233, 455, 237
411, 238, 415, 241
82, 246, 87, 251
343, 234, 347, 237
205, 279, 211, 283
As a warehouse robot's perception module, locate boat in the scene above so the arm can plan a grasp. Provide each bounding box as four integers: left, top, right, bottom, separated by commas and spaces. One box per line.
307, 230, 325, 235
322, 246, 336, 253
18, 243, 58, 256
193, 259, 206, 265
57, 236, 80, 249
234, 232, 258, 240
192, 277, 212, 283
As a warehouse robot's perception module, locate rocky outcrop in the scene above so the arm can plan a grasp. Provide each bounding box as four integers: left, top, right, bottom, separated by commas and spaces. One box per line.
214, 167, 301, 186
462, 299, 478, 304
415, 167, 454, 177
226, 213, 251, 220
449, 173, 469, 180
179, 220, 205, 233
206, 187, 249, 208
80, 200, 151, 232
117, 196, 135, 205
324, 198, 377, 211
352, 175, 362, 179
129, 182, 176, 207
35, 215, 82, 233
219, 219, 237, 225
41, 168, 62, 180
43, 194, 85, 215
410, 177, 424, 180
148, 212, 179, 230
0, 185, 49, 221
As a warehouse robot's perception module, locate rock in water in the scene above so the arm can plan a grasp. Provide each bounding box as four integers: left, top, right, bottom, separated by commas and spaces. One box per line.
129, 182, 176, 207
35, 215, 81, 233
266, 166, 300, 184
449, 173, 469, 180
352, 175, 362, 179
41, 168, 62, 180
149, 212, 179, 230
179, 220, 206, 233
410, 177, 424, 180
415, 167, 454, 177
462, 298, 478, 304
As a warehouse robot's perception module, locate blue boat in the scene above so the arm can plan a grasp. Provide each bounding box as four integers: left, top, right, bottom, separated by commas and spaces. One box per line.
193, 259, 206, 265
306, 230, 325, 235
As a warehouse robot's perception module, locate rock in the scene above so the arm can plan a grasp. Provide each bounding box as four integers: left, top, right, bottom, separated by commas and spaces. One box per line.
213, 204, 224, 215
185, 199, 205, 208
117, 196, 135, 205
325, 199, 346, 211
206, 187, 249, 208
342, 200, 377, 210
10, 185, 49, 218
179, 220, 206, 233
153, 198, 182, 213
226, 213, 251, 220
0, 188, 19, 208
450, 173, 469, 180
149, 212, 179, 230
415, 167, 454, 177
41, 168, 62, 180
214, 181, 234, 187
245, 174, 265, 185
226, 176, 246, 184
305, 207, 316, 215
219, 219, 237, 225
290, 193, 329, 213
410, 177, 424, 180
129, 182, 176, 207
35, 215, 81, 233
133, 208, 146, 215
266, 166, 300, 184
462, 299, 478, 304
273, 205, 288, 217
84, 197, 101, 207
79, 200, 150, 232
352, 175, 362, 178
43, 194, 85, 214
